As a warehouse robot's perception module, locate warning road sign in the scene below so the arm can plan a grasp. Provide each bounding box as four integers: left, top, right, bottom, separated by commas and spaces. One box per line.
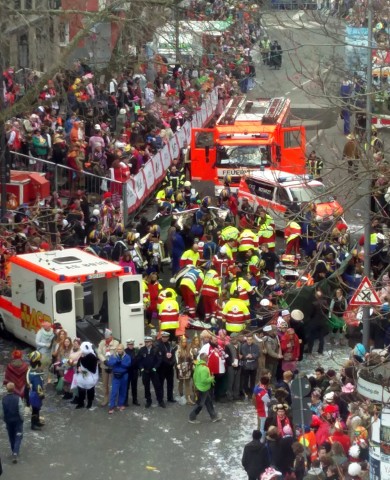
350, 276, 382, 306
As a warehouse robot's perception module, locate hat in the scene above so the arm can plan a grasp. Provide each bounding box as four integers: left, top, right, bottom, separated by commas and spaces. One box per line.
277, 318, 288, 329
323, 405, 338, 415
104, 328, 113, 339
219, 245, 227, 255
94, 124, 101, 130
349, 444, 361, 458
348, 463, 362, 477
126, 339, 135, 344
266, 279, 276, 286
260, 299, 271, 307
29, 351, 41, 363
12, 350, 22, 360
342, 382, 355, 393
161, 331, 170, 337
119, 108, 127, 115
144, 336, 153, 341
324, 392, 335, 402
281, 309, 290, 316
81, 341, 95, 356
263, 325, 273, 332
261, 467, 282, 480
354, 343, 366, 358
291, 309, 304, 321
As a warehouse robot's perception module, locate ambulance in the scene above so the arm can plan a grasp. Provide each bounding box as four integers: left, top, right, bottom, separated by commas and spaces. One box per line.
190, 95, 306, 194
0, 248, 144, 347
238, 170, 345, 230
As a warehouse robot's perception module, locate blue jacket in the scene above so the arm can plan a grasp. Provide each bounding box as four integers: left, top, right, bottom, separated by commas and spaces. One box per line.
106, 353, 131, 374
2, 393, 24, 423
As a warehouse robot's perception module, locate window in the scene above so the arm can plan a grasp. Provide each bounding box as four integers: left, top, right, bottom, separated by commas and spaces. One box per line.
195, 131, 214, 148
36, 280, 45, 304
216, 145, 270, 167
56, 289, 72, 314
25, 0, 33, 9
275, 187, 290, 205
18, 34, 29, 69
246, 178, 274, 201
284, 129, 301, 149
122, 281, 140, 305
14, 0, 21, 8
59, 21, 70, 47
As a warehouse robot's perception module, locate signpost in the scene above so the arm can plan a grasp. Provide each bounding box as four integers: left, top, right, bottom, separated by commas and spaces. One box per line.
291, 376, 312, 473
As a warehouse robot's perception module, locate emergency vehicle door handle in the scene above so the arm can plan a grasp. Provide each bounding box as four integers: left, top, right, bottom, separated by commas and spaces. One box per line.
131, 308, 141, 313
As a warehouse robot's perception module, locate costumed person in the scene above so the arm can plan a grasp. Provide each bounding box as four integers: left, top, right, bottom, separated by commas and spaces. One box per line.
106, 343, 131, 413
27, 351, 45, 431
280, 328, 300, 373
175, 335, 194, 405
75, 342, 99, 409
264, 403, 293, 437
3, 350, 28, 398
97, 329, 119, 406
35, 321, 55, 378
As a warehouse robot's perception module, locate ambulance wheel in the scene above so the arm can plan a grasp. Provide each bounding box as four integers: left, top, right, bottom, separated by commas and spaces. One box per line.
0, 318, 9, 339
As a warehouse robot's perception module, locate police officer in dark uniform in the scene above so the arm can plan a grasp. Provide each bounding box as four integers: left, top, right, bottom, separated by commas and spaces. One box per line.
156, 332, 177, 403
137, 336, 165, 408
124, 339, 140, 406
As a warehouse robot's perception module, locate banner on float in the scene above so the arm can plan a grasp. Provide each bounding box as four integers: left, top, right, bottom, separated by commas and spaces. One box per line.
152, 152, 164, 183
133, 170, 146, 200
160, 144, 171, 170
169, 135, 180, 161
176, 127, 186, 149
142, 161, 155, 193
126, 177, 139, 213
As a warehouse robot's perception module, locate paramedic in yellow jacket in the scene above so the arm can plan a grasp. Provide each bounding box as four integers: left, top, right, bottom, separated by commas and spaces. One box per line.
222, 291, 250, 333
285, 220, 302, 255
201, 268, 222, 322
158, 291, 180, 338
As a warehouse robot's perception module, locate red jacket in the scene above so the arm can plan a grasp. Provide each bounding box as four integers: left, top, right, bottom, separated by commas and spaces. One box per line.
280, 331, 300, 360
329, 430, 351, 455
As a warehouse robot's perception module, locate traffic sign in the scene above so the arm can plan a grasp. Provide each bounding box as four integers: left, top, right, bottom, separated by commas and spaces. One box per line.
292, 408, 313, 428
350, 276, 382, 306
291, 376, 311, 397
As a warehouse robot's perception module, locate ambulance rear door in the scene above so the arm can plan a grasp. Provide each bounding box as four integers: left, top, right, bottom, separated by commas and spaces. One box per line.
190, 128, 216, 183
52, 284, 76, 339
281, 126, 306, 174
118, 275, 144, 346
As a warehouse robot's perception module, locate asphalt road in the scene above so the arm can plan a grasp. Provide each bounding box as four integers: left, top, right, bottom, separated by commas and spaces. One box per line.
0, 10, 368, 480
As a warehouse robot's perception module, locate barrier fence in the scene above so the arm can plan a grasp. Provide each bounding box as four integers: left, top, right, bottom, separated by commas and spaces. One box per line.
9, 87, 219, 224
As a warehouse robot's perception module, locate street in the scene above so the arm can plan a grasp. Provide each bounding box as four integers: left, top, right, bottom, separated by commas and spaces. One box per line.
0, 10, 365, 480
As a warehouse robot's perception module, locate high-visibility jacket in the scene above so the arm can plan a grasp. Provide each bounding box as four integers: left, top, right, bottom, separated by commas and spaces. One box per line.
156, 189, 171, 205
180, 249, 200, 269
285, 221, 302, 243
229, 277, 253, 306
256, 213, 274, 229
158, 298, 180, 330
142, 280, 150, 308
202, 269, 221, 297
238, 229, 259, 252
222, 298, 250, 332
157, 288, 178, 307
224, 243, 234, 260
258, 224, 276, 249
298, 431, 318, 462
180, 268, 204, 293
370, 232, 378, 249
247, 254, 261, 275
220, 226, 239, 242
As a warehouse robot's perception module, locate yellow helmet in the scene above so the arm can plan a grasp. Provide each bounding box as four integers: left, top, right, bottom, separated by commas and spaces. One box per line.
29, 351, 41, 363
127, 232, 136, 243
176, 193, 183, 203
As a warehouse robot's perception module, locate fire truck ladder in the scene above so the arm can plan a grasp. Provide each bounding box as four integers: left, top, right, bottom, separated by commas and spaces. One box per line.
262, 97, 288, 125
217, 95, 247, 125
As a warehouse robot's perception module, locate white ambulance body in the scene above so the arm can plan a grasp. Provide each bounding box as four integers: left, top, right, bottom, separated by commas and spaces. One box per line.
0, 248, 144, 347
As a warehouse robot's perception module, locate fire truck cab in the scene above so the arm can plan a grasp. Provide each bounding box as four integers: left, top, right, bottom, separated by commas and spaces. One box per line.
0, 248, 144, 347
190, 96, 306, 193
238, 170, 344, 230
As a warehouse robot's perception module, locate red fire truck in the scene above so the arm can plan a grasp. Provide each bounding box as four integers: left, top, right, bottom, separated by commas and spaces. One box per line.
189, 95, 306, 194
